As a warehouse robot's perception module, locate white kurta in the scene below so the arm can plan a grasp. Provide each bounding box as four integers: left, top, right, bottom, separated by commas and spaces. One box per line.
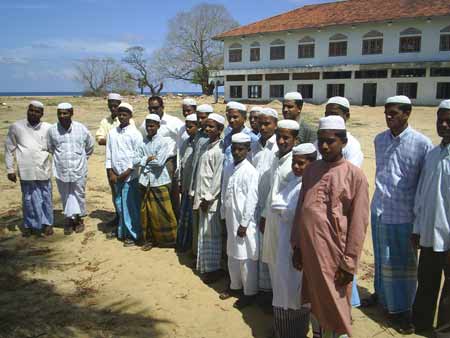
271, 173, 303, 310
262, 151, 293, 266
221, 159, 259, 260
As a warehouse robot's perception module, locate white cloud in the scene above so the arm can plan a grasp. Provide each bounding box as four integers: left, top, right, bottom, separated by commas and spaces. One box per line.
0, 56, 29, 65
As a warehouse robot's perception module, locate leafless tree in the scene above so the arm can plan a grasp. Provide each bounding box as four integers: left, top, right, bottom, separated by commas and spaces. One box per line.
122, 46, 163, 95
154, 3, 238, 95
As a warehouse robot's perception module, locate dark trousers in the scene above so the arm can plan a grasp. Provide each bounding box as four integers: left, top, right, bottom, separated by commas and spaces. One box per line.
166, 156, 180, 220
412, 247, 450, 331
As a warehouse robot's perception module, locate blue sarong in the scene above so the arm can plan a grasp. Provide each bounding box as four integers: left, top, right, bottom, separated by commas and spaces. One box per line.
115, 179, 141, 240
351, 276, 360, 307
372, 215, 417, 313
20, 180, 53, 230
176, 192, 193, 252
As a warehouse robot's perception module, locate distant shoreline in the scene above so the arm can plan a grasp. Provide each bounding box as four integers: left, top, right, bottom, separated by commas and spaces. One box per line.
0, 91, 224, 97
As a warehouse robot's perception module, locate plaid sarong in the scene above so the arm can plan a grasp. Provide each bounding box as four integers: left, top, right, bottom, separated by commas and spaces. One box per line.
196, 208, 222, 273
141, 184, 177, 246
176, 192, 193, 252
274, 307, 310, 338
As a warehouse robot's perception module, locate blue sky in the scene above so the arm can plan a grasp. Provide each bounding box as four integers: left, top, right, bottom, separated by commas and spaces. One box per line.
0, 0, 329, 92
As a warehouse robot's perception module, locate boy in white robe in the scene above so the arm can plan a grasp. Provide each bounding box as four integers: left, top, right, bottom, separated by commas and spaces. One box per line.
272, 143, 317, 338
220, 133, 259, 309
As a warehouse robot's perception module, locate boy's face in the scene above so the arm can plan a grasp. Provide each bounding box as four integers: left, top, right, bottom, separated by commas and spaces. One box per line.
317, 129, 346, 162
292, 155, 312, 177
325, 103, 349, 122
231, 143, 249, 164
282, 100, 301, 120
249, 111, 259, 132
227, 109, 245, 131
258, 115, 277, 141
117, 110, 131, 127
145, 120, 160, 137
182, 105, 196, 118
185, 121, 198, 137
204, 119, 221, 140
384, 104, 409, 132
437, 109, 450, 141
108, 99, 121, 117
197, 112, 209, 129
276, 128, 296, 156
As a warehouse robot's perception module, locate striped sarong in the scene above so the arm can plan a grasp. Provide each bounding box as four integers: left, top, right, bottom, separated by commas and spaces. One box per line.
273, 307, 310, 338
176, 192, 193, 252
372, 215, 417, 313
196, 208, 222, 273
20, 180, 53, 229
141, 184, 177, 246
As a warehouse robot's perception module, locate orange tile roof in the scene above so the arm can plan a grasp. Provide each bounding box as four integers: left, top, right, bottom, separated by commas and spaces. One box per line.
214, 0, 450, 39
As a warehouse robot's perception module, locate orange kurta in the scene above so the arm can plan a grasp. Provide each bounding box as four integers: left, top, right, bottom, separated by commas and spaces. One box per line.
291, 158, 369, 336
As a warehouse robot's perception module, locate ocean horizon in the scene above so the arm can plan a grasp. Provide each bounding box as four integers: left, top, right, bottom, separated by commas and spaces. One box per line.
0, 91, 223, 97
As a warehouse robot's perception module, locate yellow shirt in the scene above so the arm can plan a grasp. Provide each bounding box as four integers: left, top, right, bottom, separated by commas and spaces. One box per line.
95, 116, 136, 141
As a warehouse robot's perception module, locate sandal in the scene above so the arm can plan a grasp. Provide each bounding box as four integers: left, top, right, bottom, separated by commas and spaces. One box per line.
43, 225, 54, 236
74, 222, 85, 233
360, 293, 378, 308
123, 239, 135, 247
141, 242, 154, 251
219, 289, 239, 300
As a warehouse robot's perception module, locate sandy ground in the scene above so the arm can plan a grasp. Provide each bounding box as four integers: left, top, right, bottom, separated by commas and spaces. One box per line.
0, 95, 441, 338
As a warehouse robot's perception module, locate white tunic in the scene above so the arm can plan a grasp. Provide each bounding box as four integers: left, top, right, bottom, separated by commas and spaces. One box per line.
222, 159, 259, 260
262, 151, 293, 266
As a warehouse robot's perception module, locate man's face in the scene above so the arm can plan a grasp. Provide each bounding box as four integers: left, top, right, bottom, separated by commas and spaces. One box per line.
204, 119, 221, 140
197, 112, 209, 129
57, 109, 73, 126
384, 104, 409, 132
148, 99, 164, 117
27, 105, 43, 126
231, 143, 249, 164
317, 129, 346, 162
117, 109, 131, 127
292, 155, 312, 177
258, 115, 277, 141
325, 104, 349, 122
227, 109, 245, 131
282, 100, 301, 120
185, 121, 198, 137
145, 120, 160, 137
437, 109, 450, 140
108, 99, 121, 117
182, 105, 196, 118
276, 128, 296, 156
249, 111, 259, 132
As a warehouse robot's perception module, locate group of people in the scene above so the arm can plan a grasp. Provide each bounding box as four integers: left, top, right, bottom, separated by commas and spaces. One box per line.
4, 90, 450, 337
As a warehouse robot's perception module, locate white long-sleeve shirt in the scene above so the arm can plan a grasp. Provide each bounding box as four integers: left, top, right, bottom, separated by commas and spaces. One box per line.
105, 124, 143, 182
222, 159, 259, 260
4, 119, 52, 181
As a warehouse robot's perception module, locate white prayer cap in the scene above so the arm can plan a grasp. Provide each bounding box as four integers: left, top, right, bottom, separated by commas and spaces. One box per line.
284, 92, 303, 101
385, 95, 411, 105
277, 119, 299, 130
319, 115, 346, 130
186, 114, 197, 122
118, 102, 133, 114
259, 107, 278, 119
231, 132, 251, 143
145, 113, 161, 123
57, 102, 72, 110
226, 101, 247, 111
438, 99, 450, 110
197, 104, 213, 113
250, 106, 263, 114
182, 98, 197, 106
207, 113, 225, 125
29, 100, 44, 109
292, 143, 317, 156
107, 93, 122, 101
327, 96, 350, 109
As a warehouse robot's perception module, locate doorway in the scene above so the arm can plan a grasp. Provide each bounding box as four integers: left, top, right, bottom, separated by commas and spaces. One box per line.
362, 83, 377, 106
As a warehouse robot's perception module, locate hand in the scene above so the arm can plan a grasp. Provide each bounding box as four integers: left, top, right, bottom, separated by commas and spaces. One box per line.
237, 225, 247, 238
98, 138, 107, 146
108, 171, 118, 184
7, 173, 17, 183
410, 234, 420, 250
334, 267, 353, 286
147, 155, 156, 163
292, 247, 302, 271
200, 199, 210, 212
259, 217, 266, 234
117, 168, 132, 182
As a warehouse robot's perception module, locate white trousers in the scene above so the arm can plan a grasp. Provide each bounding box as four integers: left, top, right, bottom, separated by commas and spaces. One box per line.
56, 178, 86, 218
228, 256, 258, 296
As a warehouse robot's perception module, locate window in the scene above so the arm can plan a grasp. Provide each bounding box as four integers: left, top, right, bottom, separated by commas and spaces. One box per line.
437, 83, 450, 99
293, 72, 320, 80
355, 70, 388, 78
329, 33, 348, 57
269, 85, 284, 98
323, 71, 352, 79
250, 48, 260, 61
297, 84, 313, 99
399, 28, 421, 53
440, 26, 450, 51
265, 73, 290, 81
247, 74, 263, 81
298, 36, 315, 58
391, 68, 426, 78
362, 30, 383, 55
327, 84, 345, 98
228, 43, 242, 62
396, 83, 417, 99
270, 39, 285, 60
431, 68, 450, 77
230, 85, 242, 98
248, 85, 262, 99
226, 75, 245, 81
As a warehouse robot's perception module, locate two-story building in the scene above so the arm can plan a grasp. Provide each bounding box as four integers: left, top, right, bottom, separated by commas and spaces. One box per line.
211, 0, 450, 106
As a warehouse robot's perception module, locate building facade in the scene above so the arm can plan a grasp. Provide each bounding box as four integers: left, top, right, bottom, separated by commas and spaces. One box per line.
212, 1, 450, 106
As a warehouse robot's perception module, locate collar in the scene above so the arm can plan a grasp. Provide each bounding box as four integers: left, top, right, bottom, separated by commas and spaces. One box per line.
440, 142, 450, 155
208, 138, 221, 148
58, 121, 72, 132
323, 157, 346, 168
118, 123, 131, 132
234, 159, 247, 170
389, 125, 411, 141
278, 150, 292, 164
26, 120, 42, 130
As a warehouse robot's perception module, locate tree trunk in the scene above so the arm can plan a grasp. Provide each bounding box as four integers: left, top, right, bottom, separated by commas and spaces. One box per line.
149, 82, 164, 96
